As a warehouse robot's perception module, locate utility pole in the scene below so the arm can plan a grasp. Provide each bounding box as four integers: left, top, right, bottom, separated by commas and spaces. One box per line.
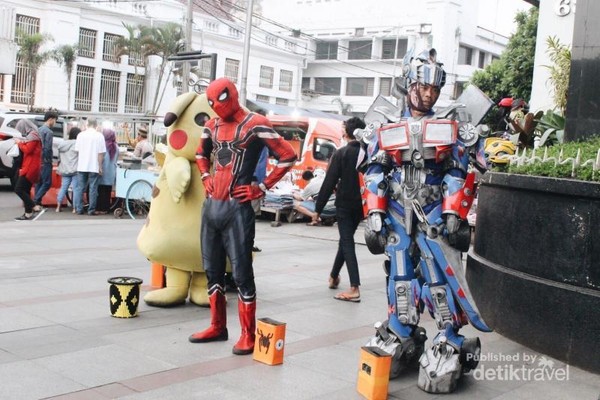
239, 0, 254, 106
183, 0, 193, 92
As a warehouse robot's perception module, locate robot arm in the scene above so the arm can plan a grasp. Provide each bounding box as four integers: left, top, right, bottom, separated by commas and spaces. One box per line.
363, 152, 393, 254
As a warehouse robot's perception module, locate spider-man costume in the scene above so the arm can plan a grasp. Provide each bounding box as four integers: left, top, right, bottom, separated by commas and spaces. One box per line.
189, 78, 297, 355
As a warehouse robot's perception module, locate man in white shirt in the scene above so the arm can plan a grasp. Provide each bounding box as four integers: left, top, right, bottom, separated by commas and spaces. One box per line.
74, 118, 106, 215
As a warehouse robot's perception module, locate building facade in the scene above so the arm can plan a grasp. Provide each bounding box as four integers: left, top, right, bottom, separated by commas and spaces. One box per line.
0, 0, 307, 117
261, 0, 514, 116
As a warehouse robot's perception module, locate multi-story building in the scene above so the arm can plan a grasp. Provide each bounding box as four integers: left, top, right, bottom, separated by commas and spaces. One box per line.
0, 0, 308, 117
262, 0, 527, 116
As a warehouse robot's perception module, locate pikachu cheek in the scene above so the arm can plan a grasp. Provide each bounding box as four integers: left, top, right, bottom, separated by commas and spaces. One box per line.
169, 129, 188, 150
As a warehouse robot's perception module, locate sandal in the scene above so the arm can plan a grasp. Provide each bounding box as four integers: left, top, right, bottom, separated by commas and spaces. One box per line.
306, 221, 321, 226
334, 292, 361, 303
328, 276, 340, 289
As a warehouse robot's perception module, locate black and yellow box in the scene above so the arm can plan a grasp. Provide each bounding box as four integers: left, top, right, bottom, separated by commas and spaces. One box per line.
357, 346, 392, 400
253, 317, 286, 365
108, 277, 143, 318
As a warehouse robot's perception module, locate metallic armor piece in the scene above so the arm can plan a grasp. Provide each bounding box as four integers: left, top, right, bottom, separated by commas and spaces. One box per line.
395, 281, 420, 325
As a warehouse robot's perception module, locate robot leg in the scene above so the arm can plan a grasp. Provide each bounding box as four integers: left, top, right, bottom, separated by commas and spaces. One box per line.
418, 284, 481, 393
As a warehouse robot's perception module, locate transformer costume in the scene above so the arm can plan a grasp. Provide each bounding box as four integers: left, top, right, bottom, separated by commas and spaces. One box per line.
190, 78, 297, 355
361, 49, 492, 393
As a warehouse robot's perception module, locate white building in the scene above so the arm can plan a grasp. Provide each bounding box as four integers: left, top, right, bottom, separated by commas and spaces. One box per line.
0, 0, 308, 117
261, 0, 530, 116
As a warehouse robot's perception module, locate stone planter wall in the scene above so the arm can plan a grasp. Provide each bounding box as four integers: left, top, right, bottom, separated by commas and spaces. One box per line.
466, 172, 600, 372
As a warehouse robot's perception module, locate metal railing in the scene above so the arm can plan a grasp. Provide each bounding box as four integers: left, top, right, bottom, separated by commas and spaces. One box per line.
74, 65, 94, 111
506, 146, 600, 179
99, 69, 120, 113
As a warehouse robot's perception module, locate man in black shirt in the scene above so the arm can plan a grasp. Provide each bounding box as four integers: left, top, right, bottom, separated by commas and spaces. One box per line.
313, 117, 366, 302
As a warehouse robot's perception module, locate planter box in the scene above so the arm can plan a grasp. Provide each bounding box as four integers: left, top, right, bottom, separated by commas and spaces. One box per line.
466, 172, 600, 373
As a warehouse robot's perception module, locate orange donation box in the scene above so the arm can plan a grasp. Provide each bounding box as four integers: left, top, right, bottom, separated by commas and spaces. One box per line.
253, 317, 286, 365
357, 346, 392, 400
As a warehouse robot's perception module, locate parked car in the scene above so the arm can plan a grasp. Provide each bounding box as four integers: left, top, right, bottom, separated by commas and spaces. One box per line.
0, 112, 67, 187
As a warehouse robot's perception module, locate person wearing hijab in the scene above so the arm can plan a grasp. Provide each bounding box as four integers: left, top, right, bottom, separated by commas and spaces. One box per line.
96, 128, 119, 214
56, 127, 82, 213
13, 119, 43, 221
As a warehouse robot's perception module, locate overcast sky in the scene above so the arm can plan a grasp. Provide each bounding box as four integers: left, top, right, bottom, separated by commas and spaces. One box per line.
477, 0, 532, 36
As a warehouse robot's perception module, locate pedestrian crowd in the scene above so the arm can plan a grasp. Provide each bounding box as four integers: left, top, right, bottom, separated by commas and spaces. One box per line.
11, 112, 151, 219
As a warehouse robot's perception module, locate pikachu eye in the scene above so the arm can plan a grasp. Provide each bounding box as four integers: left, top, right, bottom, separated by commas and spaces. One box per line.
208, 100, 214, 107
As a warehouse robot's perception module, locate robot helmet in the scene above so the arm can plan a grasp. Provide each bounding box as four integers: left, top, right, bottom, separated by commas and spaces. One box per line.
404, 48, 446, 88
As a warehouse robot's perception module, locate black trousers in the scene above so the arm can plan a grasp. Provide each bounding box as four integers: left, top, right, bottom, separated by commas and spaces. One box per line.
201, 198, 256, 300
330, 207, 363, 287
96, 185, 112, 212
14, 175, 35, 214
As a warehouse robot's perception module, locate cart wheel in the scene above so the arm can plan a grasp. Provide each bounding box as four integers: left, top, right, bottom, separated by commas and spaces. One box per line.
125, 179, 153, 219
114, 208, 124, 218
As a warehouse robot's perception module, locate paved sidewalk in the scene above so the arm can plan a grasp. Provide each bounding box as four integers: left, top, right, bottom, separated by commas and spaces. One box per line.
0, 215, 599, 400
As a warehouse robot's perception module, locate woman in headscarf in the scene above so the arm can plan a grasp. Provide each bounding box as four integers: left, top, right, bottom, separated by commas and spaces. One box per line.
95, 128, 119, 214
56, 127, 81, 213
13, 119, 42, 220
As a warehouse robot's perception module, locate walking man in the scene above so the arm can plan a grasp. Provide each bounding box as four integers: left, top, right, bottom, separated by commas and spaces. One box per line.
33, 110, 58, 209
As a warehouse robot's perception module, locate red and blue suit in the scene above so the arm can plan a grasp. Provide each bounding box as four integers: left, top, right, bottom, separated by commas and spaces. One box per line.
189, 78, 297, 355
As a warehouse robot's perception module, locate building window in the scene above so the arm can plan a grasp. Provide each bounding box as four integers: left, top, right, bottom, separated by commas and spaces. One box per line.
315, 41, 338, 60
128, 50, 144, 67
379, 77, 392, 96
279, 70, 293, 92
275, 97, 289, 106
301, 77, 310, 90
314, 77, 341, 95
99, 69, 120, 112
346, 78, 374, 96
79, 28, 96, 58
11, 15, 41, 105
348, 40, 372, 60
125, 73, 144, 113
478, 51, 486, 69
256, 94, 270, 102
103, 33, 122, 63
196, 58, 212, 79
0, 75, 4, 101
458, 45, 473, 65
175, 79, 183, 96
15, 14, 39, 36
382, 39, 408, 59
74, 65, 94, 111
259, 65, 274, 89
225, 58, 240, 83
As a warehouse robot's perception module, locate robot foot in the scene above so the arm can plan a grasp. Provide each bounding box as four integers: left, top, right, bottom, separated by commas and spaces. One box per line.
417, 334, 481, 394
365, 320, 427, 379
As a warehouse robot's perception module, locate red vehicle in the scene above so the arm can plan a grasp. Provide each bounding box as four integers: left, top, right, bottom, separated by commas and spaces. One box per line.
266, 116, 345, 188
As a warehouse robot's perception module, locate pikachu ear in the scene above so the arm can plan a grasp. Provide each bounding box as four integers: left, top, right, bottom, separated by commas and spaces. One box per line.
164, 92, 197, 127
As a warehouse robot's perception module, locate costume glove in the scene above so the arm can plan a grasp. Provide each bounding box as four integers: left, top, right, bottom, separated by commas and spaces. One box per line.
232, 184, 265, 203
202, 176, 214, 196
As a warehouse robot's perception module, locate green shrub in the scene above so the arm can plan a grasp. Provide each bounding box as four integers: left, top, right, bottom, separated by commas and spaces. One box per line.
500, 136, 600, 182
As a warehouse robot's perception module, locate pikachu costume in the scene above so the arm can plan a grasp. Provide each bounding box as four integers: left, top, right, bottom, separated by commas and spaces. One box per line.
138, 92, 215, 307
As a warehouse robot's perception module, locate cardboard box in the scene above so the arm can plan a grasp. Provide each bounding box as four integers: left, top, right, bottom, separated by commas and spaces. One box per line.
356, 346, 392, 400
253, 317, 286, 365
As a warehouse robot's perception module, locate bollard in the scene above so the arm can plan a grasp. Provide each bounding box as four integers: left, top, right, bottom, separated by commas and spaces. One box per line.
356, 346, 392, 400
108, 277, 143, 318
253, 318, 286, 365
150, 263, 165, 288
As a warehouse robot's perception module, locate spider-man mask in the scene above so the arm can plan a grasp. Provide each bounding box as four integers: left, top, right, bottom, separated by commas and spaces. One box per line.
206, 78, 241, 120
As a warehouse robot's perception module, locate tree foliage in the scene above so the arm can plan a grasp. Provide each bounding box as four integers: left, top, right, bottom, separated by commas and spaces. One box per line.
52, 44, 79, 110
16, 29, 54, 111
544, 36, 570, 115
471, 7, 538, 104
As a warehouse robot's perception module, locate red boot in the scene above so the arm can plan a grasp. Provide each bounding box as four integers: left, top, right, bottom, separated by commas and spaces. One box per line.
232, 299, 256, 355
189, 291, 228, 343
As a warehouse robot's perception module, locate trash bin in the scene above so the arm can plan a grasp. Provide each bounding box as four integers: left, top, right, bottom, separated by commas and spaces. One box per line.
108, 277, 143, 318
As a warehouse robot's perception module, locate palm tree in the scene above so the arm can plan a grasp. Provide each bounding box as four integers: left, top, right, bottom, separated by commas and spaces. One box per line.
331, 97, 353, 115
544, 36, 571, 115
147, 23, 185, 115
113, 23, 154, 113
52, 44, 79, 111
15, 29, 53, 111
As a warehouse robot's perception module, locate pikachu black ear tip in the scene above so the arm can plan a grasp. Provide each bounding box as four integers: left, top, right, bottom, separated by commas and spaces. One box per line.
164, 112, 177, 127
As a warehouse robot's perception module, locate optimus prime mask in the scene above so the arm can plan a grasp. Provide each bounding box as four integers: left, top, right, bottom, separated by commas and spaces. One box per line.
206, 78, 241, 120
